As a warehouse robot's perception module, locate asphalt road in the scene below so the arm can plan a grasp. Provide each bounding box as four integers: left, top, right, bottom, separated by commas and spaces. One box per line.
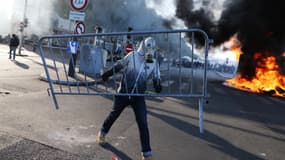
0, 44, 284, 160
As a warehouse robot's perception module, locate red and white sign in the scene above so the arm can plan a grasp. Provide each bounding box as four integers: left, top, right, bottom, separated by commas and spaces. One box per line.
70, 0, 89, 11
19, 22, 25, 28
74, 21, 86, 34
124, 43, 134, 54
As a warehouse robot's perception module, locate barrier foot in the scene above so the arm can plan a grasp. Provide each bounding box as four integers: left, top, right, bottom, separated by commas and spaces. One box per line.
199, 98, 204, 133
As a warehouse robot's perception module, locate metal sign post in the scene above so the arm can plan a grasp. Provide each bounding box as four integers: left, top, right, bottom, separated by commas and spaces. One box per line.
67, 0, 88, 76
18, 0, 28, 55
69, 0, 88, 33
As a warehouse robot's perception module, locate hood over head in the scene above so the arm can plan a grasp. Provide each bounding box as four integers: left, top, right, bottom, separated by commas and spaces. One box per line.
137, 37, 156, 56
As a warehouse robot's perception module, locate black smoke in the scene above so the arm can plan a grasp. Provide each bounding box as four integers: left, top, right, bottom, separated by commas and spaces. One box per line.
175, 0, 285, 79
175, 0, 216, 46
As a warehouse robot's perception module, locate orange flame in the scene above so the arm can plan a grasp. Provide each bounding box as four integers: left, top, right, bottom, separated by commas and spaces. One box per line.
223, 35, 242, 61
232, 47, 242, 61
226, 52, 285, 97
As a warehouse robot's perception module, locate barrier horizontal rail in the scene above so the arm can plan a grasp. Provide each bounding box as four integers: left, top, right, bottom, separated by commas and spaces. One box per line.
39, 29, 212, 133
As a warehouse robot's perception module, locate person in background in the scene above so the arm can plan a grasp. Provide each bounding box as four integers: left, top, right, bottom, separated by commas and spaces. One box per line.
124, 27, 134, 55
67, 37, 79, 77
97, 37, 162, 160
9, 34, 19, 60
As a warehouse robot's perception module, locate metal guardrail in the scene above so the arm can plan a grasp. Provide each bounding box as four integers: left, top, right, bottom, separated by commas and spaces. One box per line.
39, 29, 212, 133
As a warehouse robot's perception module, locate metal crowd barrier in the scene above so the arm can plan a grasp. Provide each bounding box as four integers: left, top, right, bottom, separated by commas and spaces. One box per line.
39, 29, 212, 133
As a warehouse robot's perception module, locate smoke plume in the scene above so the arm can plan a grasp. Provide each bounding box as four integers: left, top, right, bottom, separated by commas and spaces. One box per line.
83, 0, 191, 57
0, 0, 55, 37
0, 1, 14, 36
86, 0, 166, 31
174, 0, 285, 78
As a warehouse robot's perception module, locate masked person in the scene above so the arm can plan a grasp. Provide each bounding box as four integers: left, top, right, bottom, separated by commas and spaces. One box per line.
98, 37, 162, 160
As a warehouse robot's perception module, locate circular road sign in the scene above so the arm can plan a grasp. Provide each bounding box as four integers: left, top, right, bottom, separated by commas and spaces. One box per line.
70, 0, 89, 11
74, 21, 86, 34
19, 22, 25, 28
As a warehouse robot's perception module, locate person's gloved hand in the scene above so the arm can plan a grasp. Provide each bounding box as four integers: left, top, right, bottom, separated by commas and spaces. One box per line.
101, 66, 122, 82
101, 73, 109, 81
153, 79, 162, 93
101, 71, 112, 81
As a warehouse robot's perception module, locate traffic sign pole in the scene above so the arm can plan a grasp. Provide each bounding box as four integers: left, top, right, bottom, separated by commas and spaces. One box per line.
18, 0, 28, 55
68, 0, 89, 76
69, 0, 88, 34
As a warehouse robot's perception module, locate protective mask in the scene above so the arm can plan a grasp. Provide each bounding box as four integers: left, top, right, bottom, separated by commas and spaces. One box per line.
145, 52, 154, 63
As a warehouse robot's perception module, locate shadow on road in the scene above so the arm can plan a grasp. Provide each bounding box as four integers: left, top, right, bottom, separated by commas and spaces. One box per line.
13, 60, 29, 70
100, 143, 132, 160
207, 82, 285, 136
148, 109, 265, 160
148, 106, 285, 142
17, 54, 29, 57
161, 82, 285, 137
24, 57, 56, 71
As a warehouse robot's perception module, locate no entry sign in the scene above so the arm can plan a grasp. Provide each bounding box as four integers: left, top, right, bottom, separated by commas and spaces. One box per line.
70, 0, 89, 11
74, 21, 86, 34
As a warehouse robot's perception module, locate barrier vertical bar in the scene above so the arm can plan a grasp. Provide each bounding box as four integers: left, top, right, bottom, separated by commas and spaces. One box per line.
190, 32, 195, 93
178, 32, 182, 94
39, 38, 59, 109
199, 98, 204, 133
166, 33, 171, 94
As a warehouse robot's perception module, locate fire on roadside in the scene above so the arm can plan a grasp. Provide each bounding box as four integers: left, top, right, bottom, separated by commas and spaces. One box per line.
224, 39, 285, 97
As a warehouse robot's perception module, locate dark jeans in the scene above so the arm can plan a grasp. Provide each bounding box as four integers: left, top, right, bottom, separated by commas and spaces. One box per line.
9, 46, 17, 60
101, 96, 151, 154
68, 54, 78, 77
